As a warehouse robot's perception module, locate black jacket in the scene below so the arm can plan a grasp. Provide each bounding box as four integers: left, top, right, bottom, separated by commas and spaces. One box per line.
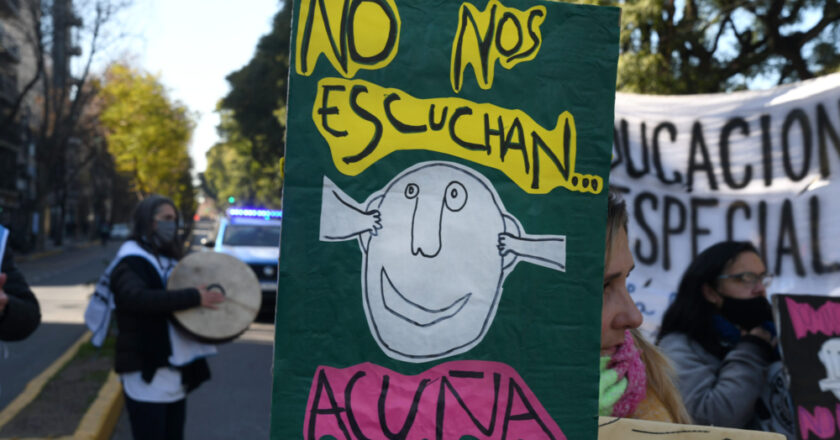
0, 249, 41, 341
110, 255, 209, 391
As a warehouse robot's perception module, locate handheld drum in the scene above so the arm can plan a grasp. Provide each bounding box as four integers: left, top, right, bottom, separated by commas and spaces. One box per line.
168, 252, 262, 343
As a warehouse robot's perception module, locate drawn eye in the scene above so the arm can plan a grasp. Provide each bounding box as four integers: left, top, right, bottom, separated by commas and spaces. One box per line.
444, 182, 467, 211
405, 183, 419, 199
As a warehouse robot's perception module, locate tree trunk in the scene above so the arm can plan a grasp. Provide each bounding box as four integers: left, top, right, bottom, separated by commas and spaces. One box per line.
33, 193, 48, 252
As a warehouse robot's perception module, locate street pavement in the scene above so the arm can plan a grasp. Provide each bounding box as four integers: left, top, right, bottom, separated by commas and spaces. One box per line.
0, 240, 117, 411
0, 239, 276, 438
110, 323, 275, 440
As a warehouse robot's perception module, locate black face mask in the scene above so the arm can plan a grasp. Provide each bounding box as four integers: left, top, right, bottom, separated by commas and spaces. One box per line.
719, 295, 773, 330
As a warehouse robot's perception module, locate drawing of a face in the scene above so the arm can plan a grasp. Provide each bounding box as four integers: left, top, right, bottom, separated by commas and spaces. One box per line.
365, 163, 507, 361
320, 161, 566, 362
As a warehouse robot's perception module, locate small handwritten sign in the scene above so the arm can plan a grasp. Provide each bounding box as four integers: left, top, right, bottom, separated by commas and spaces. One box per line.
775, 294, 840, 440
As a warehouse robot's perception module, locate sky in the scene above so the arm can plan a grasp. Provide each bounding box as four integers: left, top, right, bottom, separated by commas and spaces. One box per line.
98, 0, 827, 174
121, 0, 281, 173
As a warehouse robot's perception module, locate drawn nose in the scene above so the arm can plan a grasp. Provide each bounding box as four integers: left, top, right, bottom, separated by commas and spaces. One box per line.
411, 196, 443, 257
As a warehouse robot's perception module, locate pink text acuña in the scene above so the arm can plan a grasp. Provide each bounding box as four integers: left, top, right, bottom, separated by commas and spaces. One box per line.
304, 360, 566, 440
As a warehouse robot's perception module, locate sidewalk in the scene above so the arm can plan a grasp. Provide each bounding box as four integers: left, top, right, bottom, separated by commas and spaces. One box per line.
0, 238, 119, 439
15, 237, 100, 262
0, 331, 123, 440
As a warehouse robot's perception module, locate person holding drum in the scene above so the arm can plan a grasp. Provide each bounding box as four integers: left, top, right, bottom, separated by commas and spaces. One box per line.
110, 195, 224, 440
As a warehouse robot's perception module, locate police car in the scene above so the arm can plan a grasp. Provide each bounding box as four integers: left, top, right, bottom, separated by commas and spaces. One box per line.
208, 208, 282, 315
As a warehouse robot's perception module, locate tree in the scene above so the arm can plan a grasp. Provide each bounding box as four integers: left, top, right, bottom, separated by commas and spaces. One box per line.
572, 0, 840, 94
2, 0, 133, 248
98, 63, 196, 218
83, 136, 137, 226
221, 4, 291, 162
203, 3, 290, 208
203, 108, 283, 209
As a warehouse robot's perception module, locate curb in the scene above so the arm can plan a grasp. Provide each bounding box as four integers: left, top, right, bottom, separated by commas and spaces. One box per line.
0, 332, 91, 430
0, 331, 124, 440
16, 248, 63, 262
73, 371, 123, 440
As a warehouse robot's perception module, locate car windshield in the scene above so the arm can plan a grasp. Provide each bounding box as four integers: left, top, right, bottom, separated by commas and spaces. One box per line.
222, 224, 281, 247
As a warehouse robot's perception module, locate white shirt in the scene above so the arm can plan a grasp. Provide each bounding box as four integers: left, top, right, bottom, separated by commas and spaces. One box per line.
121, 368, 185, 403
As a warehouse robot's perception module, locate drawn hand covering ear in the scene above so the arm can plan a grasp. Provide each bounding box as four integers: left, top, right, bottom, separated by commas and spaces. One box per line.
320, 177, 382, 248
319, 161, 567, 363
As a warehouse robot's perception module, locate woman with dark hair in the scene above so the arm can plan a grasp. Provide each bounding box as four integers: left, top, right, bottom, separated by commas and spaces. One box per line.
657, 241, 793, 436
110, 195, 224, 440
598, 189, 691, 424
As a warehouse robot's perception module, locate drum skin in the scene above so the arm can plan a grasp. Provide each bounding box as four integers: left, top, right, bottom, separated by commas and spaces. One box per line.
168, 252, 262, 342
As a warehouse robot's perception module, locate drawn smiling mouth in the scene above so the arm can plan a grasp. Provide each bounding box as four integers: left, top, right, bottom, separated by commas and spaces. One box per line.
380, 268, 471, 327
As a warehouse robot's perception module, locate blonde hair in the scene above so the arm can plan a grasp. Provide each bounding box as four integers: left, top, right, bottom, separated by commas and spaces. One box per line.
606, 188, 690, 423
630, 329, 693, 424
605, 188, 628, 265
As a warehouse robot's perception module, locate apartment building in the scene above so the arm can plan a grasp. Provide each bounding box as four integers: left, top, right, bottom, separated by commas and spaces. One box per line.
0, 0, 40, 250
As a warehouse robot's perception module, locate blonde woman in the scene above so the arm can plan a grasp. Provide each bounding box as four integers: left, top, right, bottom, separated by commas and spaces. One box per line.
598, 189, 691, 424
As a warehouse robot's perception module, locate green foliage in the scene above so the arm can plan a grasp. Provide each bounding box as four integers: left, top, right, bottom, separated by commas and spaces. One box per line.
565, 0, 840, 94
99, 63, 197, 216
221, 4, 292, 162
204, 109, 283, 209
204, 4, 291, 208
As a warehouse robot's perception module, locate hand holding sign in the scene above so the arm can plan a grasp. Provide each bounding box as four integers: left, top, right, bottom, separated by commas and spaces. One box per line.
748, 325, 775, 347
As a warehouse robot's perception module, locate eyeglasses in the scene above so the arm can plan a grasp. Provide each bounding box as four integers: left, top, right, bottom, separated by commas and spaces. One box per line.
717, 272, 773, 288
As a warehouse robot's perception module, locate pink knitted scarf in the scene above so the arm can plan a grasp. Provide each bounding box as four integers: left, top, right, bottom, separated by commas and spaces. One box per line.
608, 330, 647, 417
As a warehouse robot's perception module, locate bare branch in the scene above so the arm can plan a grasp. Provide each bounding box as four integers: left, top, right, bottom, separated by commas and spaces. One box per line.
779, 0, 807, 26
67, 0, 104, 123
710, 13, 733, 55
0, 57, 43, 128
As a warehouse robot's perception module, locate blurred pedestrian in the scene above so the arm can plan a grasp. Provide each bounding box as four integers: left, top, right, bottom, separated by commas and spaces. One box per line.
598, 189, 691, 423
657, 241, 793, 437
0, 247, 41, 341
111, 195, 224, 440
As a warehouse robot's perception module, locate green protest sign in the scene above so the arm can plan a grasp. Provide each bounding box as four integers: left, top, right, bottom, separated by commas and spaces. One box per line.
272, 0, 620, 438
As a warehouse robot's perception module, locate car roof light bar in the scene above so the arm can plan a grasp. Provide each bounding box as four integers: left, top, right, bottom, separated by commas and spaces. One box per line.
227, 208, 283, 221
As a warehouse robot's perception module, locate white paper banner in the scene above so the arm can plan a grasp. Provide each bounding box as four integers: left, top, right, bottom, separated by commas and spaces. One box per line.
611, 73, 840, 336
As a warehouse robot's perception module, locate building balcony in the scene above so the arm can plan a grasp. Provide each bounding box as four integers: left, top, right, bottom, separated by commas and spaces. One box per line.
0, 0, 20, 18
